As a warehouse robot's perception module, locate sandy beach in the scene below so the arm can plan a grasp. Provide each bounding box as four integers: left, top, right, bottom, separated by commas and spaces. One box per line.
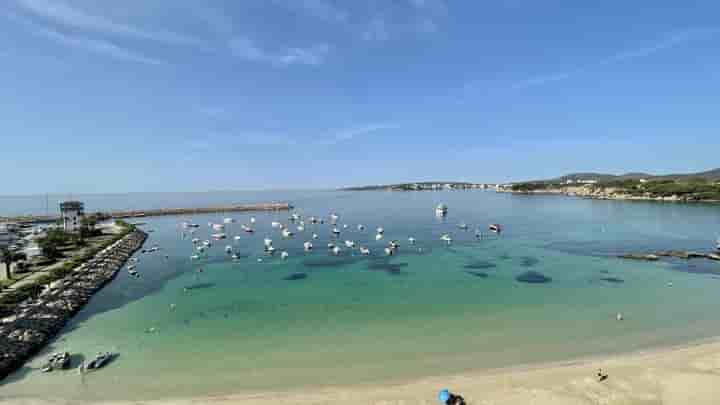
3, 339, 720, 405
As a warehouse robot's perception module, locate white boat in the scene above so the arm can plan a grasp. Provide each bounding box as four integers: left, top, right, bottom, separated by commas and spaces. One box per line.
436, 203, 448, 216
309, 216, 319, 224
297, 225, 305, 232
489, 224, 502, 233
191, 238, 200, 244
225, 245, 233, 253
327, 242, 336, 249
343, 224, 349, 229
127, 265, 136, 271
212, 223, 225, 231
241, 225, 254, 233
265, 245, 276, 254
384, 247, 393, 256
330, 213, 339, 225
360, 247, 370, 255
271, 221, 282, 228
212, 233, 227, 240
375, 233, 383, 241
202, 240, 212, 246
231, 254, 239, 260
440, 234, 452, 244
250, 217, 256, 224
281, 251, 289, 260
408, 237, 416, 245
190, 254, 200, 260
234, 235, 241, 241
389, 240, 399, 250
332, 227, 341, 235
376, 227, 384, 234
282, 229, 294, 238
197, 246, 206, 253
332, 246, 341, 255
357, 224, 365, 231
223, 218, 235, 224
128, 269, 138, 276
344, 240, 355, 248
458, 223, 468, 230
183, 223, 200, 228
312, 233, 319, 240
304, 241, 313, 251
264, 238, 273, 247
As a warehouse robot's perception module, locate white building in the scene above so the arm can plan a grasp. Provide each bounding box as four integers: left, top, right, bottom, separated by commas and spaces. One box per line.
60, 201, 85, 233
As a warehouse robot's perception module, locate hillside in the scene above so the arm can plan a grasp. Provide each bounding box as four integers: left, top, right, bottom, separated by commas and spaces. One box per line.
538, 168, 720, 184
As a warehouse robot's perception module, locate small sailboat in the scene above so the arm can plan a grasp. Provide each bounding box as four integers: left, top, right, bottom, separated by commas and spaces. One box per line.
242, 224, 254, 233
282, 228, 294, 238
384, 247, 394, 256
327, 242, 336, 249
312, 233, 319, 240
332, 246, 342, 256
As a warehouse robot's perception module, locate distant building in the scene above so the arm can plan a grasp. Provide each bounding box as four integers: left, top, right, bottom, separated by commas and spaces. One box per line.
60, 201, 85, 233
565, 179, 575, 184
639, 178, 648, 183
578, 180, 598, 184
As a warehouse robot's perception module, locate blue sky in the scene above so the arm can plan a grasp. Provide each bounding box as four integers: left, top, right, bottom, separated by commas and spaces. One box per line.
2, 1, 720, 194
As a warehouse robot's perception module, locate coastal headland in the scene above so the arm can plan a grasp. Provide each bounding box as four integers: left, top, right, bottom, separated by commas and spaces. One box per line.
0, 229, 148, 380
0, 202, 292, 225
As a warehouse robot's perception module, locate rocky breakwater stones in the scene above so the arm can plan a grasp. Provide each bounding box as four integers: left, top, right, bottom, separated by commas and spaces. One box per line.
0, 229, 147, 380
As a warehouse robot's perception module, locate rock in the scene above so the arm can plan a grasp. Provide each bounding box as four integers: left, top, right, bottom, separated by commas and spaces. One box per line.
516, 271, 552, 284
619, 254, 659, 261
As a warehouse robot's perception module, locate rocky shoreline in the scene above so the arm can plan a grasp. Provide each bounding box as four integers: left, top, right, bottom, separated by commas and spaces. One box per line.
499, 187, 720, 203
0, 229, 147, 380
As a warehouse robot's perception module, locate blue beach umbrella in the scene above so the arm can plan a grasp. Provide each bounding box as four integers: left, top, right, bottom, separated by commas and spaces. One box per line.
438, 389, 450, 403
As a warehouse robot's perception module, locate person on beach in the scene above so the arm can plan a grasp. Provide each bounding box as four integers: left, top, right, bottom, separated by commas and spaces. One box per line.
597, 368, 608, 381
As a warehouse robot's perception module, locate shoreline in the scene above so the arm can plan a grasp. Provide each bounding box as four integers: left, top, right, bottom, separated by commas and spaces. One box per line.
497, 188, 720, 204
4, 337, 720, 404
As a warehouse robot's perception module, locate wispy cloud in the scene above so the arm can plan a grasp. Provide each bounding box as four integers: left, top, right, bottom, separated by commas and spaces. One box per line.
324, 124, 399, 145
13, 0, 202, 46
7, 14, 164, 65
512, 28, 719, 89
229, 38, 329, 66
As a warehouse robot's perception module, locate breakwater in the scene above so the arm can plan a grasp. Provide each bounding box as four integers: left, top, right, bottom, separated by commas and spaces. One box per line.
0, 229, 147, 380
1, 202, 292, 224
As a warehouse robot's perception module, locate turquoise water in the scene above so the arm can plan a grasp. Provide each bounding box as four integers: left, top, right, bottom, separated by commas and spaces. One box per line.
2, 191, 720, 401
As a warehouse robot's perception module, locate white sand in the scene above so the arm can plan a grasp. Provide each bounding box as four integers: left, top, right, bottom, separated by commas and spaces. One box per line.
5, 340, 720, 405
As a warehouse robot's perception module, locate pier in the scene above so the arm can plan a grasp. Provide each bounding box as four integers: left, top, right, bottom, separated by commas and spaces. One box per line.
0, 202, 292, 225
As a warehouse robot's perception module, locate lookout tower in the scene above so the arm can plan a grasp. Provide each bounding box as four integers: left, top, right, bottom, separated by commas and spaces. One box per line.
59, 201, 85, 233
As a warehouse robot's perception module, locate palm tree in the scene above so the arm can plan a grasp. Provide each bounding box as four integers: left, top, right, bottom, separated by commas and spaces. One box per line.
1, 248, 27, 281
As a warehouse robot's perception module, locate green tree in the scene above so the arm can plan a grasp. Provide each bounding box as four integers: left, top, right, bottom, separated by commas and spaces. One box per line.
1, 248, 27, 280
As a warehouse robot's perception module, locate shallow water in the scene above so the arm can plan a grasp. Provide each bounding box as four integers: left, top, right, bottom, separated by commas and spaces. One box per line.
2, 191, 720, 401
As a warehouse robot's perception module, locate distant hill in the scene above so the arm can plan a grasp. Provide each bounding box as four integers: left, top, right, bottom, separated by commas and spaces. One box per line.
533, 168, 720, 184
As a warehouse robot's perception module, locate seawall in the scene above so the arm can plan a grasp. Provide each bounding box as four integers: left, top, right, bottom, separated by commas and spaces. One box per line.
0, 229, 148, 380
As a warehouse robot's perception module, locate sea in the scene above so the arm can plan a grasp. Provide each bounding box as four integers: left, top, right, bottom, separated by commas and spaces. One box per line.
1, 190, 720, 401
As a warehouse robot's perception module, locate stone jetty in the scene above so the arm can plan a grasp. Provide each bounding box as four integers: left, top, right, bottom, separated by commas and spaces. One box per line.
0, 229, 147, 380
1, 202, 292, 224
